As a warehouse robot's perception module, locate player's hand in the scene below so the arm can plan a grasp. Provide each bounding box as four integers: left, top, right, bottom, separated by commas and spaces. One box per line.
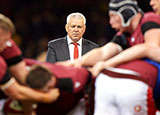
45, 88, 60, 103
56, 59, 81, 68
56, 60, 73, 66
89, 61, 106, 76
71, 59, 82, 68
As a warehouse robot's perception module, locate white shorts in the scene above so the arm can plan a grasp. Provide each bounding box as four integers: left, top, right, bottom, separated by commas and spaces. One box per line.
94, 73, 155, 115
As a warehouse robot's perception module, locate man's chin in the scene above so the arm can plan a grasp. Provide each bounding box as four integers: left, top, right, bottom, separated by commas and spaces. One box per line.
72, 36, 79, 38
72, 37, 80, 41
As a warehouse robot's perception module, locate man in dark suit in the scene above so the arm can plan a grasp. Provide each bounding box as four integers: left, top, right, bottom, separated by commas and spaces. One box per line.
46, 12, 98, 63
46, 12, 98, 115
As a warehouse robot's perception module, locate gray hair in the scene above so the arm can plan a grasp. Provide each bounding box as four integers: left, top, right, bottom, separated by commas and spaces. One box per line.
66, 12, 86, 25
0, 13, 15, 35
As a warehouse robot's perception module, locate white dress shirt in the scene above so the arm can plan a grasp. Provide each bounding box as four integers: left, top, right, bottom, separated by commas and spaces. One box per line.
67, 35, 82, 61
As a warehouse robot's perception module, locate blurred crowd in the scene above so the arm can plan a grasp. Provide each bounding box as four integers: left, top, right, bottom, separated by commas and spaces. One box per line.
0, 0, 152, 58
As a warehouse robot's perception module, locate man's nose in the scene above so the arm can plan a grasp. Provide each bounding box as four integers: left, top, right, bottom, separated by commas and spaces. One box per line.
74, 26, 79, 31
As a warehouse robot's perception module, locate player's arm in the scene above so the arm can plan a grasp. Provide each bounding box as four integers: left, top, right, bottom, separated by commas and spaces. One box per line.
8, 61, 27, 84
2, 77, 60, 103
91, 28, 160, 76
79, 42, 121, 67
77, 34, 127, 67
144, 28, 160, 62
103, 24, 160, 67
90, 43, 149, 76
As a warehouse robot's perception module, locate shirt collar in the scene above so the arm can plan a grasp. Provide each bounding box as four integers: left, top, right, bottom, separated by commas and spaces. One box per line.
67, 35, 82, 46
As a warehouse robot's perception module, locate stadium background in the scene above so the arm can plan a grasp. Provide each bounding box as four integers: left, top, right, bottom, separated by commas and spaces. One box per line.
0, 0, 152, 58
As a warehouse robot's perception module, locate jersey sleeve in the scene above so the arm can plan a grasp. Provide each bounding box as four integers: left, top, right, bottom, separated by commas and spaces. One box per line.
110, 33, 128, 50
57, 78, 73, 93
1, 39, 23, 66
57, 67, 91, 94
141, 12, 160, 35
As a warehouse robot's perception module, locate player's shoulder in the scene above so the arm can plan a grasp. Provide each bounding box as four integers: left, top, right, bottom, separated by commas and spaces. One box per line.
143, 12, 160, 18
142, 12, 160, 24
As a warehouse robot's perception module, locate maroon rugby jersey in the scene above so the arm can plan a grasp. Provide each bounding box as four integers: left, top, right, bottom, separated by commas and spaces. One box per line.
1, 39, 22, 66
24, 58, 91, 93
112, 12, 160, 49
24, 58, 91, 115
127, 12, 160, 46
0, 57, 12, 99
110, 12, 160, 88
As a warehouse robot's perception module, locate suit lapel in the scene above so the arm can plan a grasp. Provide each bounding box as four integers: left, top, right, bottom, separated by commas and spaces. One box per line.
82, 39, 89, 55
61, 37, 70, 60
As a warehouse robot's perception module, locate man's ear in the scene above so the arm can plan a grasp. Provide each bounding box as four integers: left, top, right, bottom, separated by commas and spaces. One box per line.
65, 24, 68, 32
84, 25, 86, 32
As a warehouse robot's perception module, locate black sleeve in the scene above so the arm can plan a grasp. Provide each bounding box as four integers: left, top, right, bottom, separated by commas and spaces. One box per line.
0, 70, 11, 84
5, 55, 23, 66
110, 34, 128, 50
141, 22, 160, 35
57, 78, 73, 93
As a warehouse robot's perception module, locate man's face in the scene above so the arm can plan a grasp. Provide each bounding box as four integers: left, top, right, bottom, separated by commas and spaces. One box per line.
150, 0, 160, 15
65, 17, 86, 43
0, 28, 10, 52
109, 12, 123, 31
42, 76, 57, 92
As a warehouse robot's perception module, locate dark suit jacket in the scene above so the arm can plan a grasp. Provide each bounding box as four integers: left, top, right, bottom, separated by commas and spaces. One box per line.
46, 36, 99, 63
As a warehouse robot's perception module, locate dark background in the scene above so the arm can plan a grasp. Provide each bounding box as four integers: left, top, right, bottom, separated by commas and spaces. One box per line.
0, 0, 153, 58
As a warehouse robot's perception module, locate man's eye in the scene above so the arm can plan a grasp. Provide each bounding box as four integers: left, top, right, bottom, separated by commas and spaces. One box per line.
77, 26, 82, 28
71, 26, 75, 28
